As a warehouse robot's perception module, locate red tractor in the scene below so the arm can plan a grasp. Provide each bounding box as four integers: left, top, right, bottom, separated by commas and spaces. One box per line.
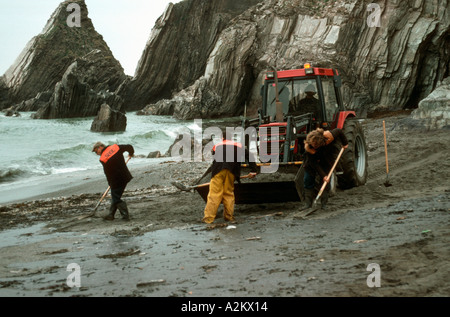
196, 64, 368, 204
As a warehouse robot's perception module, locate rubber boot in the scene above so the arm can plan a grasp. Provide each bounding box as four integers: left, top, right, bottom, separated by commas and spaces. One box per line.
298, 188, 314, 211
320, 188, 329, 210
117, 201, 130, 220
104, 203, 117, 221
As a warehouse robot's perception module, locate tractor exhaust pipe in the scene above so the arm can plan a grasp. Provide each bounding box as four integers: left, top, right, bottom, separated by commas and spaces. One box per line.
272, 67, 284, 122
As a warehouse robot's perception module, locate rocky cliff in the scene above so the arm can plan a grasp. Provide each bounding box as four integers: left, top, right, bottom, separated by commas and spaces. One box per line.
2, 0, 127, 124
123, 0, 264, 110
138, 0, 449, 119
2, 0, 448, 126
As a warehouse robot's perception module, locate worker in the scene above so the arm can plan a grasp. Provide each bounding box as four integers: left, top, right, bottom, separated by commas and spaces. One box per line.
92, 142, 134, 220
202, 134, 258, 224
299, 128, 348, 211
291, 84, 321, 119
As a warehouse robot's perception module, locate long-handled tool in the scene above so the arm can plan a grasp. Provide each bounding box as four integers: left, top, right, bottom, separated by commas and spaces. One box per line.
77, 156, 132, 220
383, 120, 392, 187
299, 147, 345, 218
193, 164, 212, 185
172, 174, 255, 192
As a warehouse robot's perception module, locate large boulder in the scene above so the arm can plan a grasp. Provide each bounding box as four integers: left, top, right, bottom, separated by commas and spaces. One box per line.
410, 77, 450, 129
90, 103, 127, 132
138, 77, 222, 119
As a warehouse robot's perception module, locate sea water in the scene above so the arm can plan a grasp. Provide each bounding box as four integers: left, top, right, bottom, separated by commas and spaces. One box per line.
0, 111, 245, 204
0, 112, 229, 201
0, 112, 189, 181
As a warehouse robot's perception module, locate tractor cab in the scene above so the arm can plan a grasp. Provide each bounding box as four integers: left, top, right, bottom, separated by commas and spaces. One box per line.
256, 64, 352, 163
263, 64, 343, 129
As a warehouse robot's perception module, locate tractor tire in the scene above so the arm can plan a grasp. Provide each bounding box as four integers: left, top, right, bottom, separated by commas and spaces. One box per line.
337, 119, 368, 189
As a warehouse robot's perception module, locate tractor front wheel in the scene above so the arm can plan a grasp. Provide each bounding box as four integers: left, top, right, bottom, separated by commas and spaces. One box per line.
338, 120, 368, 189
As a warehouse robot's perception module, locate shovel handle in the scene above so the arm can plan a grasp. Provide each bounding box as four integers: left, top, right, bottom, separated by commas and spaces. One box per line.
94, 186, 111, 210
316, 147, 345, 199
383, 121, 389, 174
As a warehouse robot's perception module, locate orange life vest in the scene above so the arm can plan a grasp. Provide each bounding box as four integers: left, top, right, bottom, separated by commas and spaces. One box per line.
100, 144, 120, 164
213, 140, 242, 151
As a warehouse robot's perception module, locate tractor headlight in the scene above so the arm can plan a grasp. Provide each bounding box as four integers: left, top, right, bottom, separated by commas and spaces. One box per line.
262, 135, 286, 142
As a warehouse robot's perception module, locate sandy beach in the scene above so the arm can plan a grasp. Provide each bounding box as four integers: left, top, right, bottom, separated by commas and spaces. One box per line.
0, 111, 449, 299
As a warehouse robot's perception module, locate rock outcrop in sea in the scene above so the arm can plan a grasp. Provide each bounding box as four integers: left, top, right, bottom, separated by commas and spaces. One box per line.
1, 0, 127, 131
90, 103, 127, 132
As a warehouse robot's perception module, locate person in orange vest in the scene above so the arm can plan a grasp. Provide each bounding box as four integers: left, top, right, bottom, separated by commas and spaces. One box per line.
202, 134, 258, 224
92, 142, 134, 220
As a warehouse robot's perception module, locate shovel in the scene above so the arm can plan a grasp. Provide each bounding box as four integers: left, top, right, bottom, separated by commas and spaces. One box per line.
299, 147, 345, 218
170, 164, 212, 192
383, 120, 392, 187
194, 164, 212, 185
77, 156, 132, 220
172, 174, 255, 192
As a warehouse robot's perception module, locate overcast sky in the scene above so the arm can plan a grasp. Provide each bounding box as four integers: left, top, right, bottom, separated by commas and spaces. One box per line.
0, 0, 183, 76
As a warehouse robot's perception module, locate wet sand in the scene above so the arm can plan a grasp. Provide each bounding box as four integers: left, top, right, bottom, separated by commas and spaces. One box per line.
0, 112, 449, 299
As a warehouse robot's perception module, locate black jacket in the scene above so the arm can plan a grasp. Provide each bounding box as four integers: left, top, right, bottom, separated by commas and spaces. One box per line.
304, 129, 348, 178
100, 144, 134, 189
211, 140, 258, 183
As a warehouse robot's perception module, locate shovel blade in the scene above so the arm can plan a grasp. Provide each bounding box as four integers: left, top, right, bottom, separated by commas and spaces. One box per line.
195, 181, 301, 205
384, 174, 392, 187
293, 205, 320, 219
172, 181, 191, 191
77, 212, 95, 220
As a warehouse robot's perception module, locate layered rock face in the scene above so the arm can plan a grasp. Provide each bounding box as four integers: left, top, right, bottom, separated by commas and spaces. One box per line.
124, 0, 264, 111
32, 50, 125, 119
336, 0, 449, 112
2, 0, 447, 127
2, 0, 127, 124
139, 0, 449, 119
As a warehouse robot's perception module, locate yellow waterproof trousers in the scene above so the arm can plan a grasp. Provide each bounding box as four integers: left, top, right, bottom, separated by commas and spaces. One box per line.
202, 169, 235, 224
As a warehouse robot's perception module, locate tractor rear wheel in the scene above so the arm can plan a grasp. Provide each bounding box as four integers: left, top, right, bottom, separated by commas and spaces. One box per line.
338, 119, 368, 189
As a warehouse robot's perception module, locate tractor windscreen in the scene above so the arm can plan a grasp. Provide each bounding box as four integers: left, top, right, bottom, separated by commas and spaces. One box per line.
266, 79, 321, 120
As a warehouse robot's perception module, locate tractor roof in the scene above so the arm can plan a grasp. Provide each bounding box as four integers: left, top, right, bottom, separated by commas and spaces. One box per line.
265, 64, 338, 80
